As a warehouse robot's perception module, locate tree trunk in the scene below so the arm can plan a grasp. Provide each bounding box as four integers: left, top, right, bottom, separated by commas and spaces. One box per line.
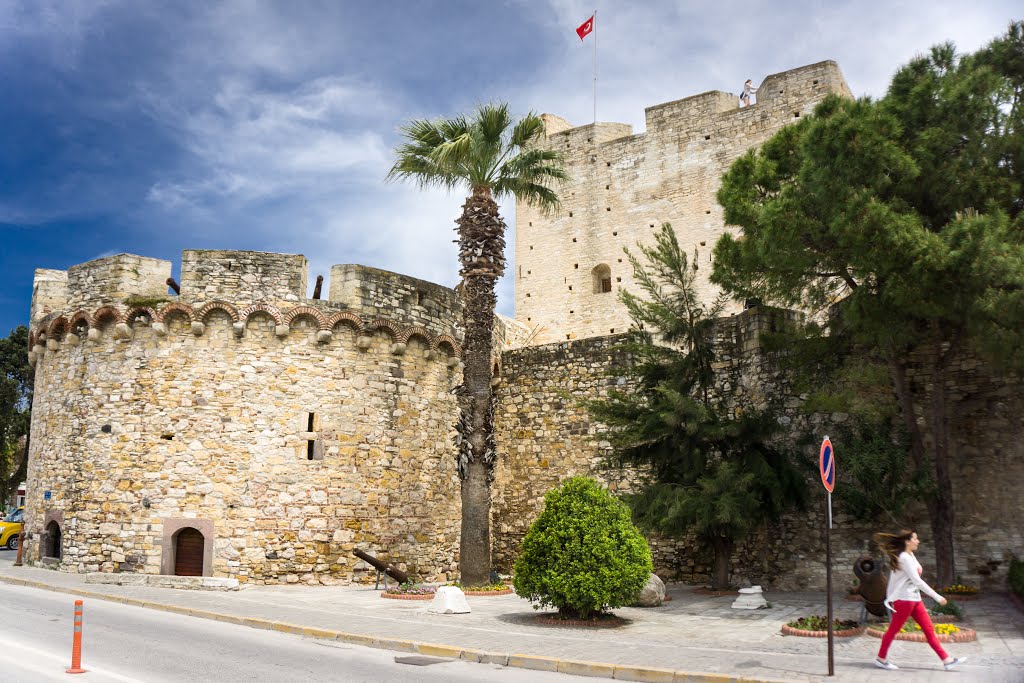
889, 350, 956, 587
926, 339, 956, 587
710, 535, 733, 590
459, 459, 491, 587
454, 187, 506, 587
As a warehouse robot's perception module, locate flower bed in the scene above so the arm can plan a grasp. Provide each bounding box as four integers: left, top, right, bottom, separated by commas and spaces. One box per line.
533, 613, 627, 628
781, 616, 864, 638
381, 591, 434, 600
941, 584, 980, 601
447, 581, 513, 596
866, 622, 976, 643
381, 583, 437, 600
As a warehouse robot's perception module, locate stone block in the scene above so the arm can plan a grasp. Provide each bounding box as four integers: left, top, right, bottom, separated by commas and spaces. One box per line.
427, 586, 470, 614
731, 585, 767, 609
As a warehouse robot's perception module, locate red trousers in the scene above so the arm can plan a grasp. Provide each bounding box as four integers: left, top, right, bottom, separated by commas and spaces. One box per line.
877, 599, 949, 661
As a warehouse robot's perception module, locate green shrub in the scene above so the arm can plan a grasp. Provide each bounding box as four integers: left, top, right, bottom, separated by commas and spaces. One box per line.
929, 599, 964, 619
1010, 556, 1024, 598
513, 476, 653, 619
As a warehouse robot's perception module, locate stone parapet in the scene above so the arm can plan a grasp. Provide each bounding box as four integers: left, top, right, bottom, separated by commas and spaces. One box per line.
181, 250, 307, 304
30, 269, 69, 325
66, 254, 172, 311
329, 264, 462, 333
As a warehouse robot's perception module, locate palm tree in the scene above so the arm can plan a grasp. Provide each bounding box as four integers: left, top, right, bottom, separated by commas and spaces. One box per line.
388, 103, 567, 586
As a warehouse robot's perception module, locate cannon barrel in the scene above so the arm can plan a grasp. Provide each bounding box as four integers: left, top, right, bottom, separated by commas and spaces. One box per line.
353, 549, 409, 584
166, 277, 181, 295
854, 556, 888, 617
312, 274, 324, 300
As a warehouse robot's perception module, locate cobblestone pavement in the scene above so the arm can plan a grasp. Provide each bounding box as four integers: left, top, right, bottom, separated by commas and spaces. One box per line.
1, 554, 1021, 682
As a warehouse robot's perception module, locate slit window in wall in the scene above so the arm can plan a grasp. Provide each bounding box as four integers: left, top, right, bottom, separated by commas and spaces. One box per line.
592, 264, 613, 294
304, 412, 322, 461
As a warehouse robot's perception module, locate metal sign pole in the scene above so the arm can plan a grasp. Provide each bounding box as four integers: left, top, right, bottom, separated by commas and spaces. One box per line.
819, 435, 836, 677
826, 491, 834, 676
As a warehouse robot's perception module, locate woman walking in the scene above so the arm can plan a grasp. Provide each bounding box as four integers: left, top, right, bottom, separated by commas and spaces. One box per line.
873, 530, 966, 671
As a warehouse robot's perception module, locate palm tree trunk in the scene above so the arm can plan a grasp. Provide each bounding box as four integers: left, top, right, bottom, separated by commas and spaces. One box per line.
455, 187, 506, 587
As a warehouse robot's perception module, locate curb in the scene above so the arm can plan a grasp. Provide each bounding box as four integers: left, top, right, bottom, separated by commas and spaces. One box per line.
0, 573, 794, 683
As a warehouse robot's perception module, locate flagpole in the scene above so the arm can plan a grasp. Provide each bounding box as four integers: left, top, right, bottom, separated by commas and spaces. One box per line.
592, 9, 597, 124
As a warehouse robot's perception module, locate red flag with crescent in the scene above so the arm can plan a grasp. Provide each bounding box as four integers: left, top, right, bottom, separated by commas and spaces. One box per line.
576, 15, 594, 40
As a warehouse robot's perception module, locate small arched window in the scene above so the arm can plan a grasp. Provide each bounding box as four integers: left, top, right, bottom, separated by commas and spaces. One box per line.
591, 264, 612, 294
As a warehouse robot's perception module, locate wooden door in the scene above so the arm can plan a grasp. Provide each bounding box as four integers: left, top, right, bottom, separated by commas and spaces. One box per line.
174, 528, 205, 576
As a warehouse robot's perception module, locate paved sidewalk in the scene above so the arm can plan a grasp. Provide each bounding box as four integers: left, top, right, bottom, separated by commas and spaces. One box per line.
0, 555, 1021, 682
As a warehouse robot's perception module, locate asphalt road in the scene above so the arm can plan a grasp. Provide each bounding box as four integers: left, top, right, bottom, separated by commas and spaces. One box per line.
0, 579, 583, 682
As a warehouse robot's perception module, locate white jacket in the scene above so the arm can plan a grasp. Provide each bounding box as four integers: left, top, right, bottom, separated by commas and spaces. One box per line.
885, 551, 943, 610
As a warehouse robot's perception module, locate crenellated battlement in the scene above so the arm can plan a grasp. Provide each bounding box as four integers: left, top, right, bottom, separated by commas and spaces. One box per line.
30, 250, 464, 361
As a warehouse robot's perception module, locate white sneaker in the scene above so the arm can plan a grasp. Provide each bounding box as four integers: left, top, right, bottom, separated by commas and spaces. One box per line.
943, 656, 967, 670
875, 659, 899, 670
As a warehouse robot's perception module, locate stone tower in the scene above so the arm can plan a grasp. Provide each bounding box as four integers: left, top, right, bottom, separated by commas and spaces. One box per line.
515, 61, 852, 343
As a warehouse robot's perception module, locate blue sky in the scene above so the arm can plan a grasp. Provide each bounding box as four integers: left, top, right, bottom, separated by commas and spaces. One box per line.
1, 1, 1019, 337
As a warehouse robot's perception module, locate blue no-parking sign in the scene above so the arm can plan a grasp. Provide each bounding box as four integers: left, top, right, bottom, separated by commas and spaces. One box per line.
819, 436, 835, 493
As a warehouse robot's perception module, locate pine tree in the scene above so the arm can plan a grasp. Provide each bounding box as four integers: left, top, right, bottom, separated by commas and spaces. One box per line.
588, 224, 806, 589
713, 24, 1024, 586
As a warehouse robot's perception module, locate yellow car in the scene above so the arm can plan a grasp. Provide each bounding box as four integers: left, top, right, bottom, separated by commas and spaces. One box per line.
1, 507, 24, 550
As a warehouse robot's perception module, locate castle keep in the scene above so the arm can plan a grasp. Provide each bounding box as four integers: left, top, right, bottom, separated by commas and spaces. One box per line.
515, 61, 852, 343
23, 61, 1023, 589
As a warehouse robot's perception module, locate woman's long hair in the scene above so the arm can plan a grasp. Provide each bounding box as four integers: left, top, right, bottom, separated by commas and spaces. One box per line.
873, 529, 914, 571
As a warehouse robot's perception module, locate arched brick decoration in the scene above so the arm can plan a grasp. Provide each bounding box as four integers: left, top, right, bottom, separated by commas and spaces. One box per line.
238, 303, 283, 325
125, 307, 159, 327
197, 301, 240, 324
435, 334, 462, 358
69, 310, 93, 333
328, 311, 363, 332
366, 319, 402, 340
160, 518, 214, 577
157, 302, 196, 325
283, 306, 328, 330
46, 316, 69, 339
401, 326, 433, 348
93, 306, 123, 328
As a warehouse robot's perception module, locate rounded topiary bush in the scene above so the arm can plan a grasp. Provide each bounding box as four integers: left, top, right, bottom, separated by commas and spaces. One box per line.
513, 476, 653, 619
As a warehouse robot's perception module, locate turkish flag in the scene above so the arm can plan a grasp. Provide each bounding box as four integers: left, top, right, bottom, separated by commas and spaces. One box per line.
576, 15, 594, 40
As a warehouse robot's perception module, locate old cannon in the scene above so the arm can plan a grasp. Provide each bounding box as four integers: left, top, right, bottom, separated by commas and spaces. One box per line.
353, 548, 410, 589
853, 556, 888, 618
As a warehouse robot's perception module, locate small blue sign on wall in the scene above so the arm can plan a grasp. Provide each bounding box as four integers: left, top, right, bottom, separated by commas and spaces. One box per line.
43, 491, 51, 501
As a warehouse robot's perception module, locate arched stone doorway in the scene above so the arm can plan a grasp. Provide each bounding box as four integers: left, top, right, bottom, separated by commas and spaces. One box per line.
44, 521, 62, 560
160, 518, 214, 576
173, 528, 205, 576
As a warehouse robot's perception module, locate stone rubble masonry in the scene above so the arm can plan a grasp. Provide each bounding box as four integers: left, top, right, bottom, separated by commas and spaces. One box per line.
514, 61, 853, 344
25, 250, 466, 585
492, 307, 1024, 591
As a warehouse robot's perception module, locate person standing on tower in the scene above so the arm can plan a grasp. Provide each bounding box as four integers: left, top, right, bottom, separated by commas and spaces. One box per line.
740, 79, 757, 107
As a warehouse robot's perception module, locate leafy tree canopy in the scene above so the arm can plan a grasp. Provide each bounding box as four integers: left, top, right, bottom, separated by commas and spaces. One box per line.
711, 23, 1024, 586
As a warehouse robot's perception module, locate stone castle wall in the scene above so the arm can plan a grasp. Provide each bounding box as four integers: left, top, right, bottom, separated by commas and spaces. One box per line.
492, 308, 1024, 591
514, 61, 853, 344
25, 251, 466, 585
